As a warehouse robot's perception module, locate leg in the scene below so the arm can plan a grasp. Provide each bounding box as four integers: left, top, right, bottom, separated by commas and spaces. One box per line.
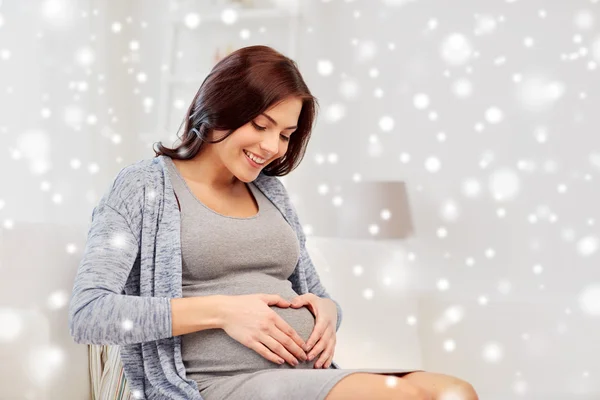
399, 371, 479, 400
324, 372, 432, 400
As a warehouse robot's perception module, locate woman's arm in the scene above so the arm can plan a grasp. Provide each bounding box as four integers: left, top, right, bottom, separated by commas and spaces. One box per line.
68, 200, 173, 346
171, 296, 225, 336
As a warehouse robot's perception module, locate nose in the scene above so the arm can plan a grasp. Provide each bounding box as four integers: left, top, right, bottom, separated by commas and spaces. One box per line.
259, 132, 279, 157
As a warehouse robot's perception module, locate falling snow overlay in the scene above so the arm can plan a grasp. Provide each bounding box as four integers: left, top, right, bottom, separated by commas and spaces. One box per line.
0, 0, 599, 399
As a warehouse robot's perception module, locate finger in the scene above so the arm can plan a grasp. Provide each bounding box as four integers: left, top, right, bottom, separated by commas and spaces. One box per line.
263, 294, 291, 307
305, 300, 318, 317
261, 333, 299, 366
315, 335, 336, 369
314, 348, 330, 369
271, 318, 308, 361
324, 354, 333, 369
308, 327, 333, 362
270, 327, 308, 363
304, 320, 326, 352
289, 298, 306, 308
293, 295, 316, 311
272, 312, 307, 349
307, 334, 327, 362
328, 350, 336, 368
325, 335, 337, 368
248, 338, 287, 365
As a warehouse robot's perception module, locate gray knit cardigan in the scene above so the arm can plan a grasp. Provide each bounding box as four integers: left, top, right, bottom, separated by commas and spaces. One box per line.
68, 155, 342, 399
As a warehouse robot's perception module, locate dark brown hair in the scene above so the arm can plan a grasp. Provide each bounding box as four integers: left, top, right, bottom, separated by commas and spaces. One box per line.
153, 45, 319, 177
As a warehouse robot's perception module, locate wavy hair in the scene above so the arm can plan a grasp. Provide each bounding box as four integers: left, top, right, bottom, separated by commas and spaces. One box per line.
153, 45, 319, 176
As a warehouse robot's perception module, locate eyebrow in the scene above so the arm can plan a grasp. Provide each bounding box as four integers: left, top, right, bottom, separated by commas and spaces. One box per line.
261, 113, 297, 130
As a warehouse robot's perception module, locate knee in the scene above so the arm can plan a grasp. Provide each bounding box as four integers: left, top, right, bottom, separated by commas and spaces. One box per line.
443, 379, 479, 400
459, 381, 479, 400
403, 383, 433, 400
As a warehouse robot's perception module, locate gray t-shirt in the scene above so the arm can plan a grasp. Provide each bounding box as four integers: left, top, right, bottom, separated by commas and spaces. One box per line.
164, 157, 318, 390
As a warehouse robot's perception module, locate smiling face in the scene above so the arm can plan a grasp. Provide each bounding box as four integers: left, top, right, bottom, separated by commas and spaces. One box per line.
212, 96, 303, 183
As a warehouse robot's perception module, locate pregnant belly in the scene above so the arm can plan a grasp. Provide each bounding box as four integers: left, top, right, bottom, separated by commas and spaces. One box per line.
182, 302, 320, 379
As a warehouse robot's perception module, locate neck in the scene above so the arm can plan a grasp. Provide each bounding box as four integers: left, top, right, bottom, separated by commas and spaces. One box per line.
169, 153, 241, 193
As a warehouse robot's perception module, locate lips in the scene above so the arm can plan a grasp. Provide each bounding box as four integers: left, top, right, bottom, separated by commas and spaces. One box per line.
244, 150, 267, 162
244, 150, 264, 168
244, 150, 267, 164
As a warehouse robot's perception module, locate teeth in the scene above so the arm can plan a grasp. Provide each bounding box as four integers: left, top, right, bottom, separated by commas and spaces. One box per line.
244, 150, 265, 164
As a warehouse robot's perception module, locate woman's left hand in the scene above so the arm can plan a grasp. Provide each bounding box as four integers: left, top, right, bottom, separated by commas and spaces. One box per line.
289, 293, 337, 369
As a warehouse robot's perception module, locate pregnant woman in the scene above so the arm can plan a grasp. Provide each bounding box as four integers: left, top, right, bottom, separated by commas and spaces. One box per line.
69, 45, 478, 400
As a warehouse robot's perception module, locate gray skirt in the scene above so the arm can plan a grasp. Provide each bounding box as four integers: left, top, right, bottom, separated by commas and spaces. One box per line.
198, 367, 423, 400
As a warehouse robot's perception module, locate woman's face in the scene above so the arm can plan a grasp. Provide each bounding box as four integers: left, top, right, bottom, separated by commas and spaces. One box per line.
214, 97, 303, 182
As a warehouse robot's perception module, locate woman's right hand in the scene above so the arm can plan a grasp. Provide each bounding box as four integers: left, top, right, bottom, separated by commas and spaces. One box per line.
220, 294, 309, 366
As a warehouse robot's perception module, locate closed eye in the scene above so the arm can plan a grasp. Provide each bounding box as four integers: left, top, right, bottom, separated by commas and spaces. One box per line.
252, 121, 291, 142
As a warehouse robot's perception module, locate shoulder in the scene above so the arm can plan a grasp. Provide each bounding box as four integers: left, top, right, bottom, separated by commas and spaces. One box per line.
254, 172, 288, 199
101, 157, 162, 215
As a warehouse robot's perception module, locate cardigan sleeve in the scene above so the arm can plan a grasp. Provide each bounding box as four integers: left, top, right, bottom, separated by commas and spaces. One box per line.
276, 178, 343, 333
68, 196, 173, 346
297, 220, 343, 333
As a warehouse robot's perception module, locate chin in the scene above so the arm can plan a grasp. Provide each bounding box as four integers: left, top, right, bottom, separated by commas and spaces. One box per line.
237, 171, 259, 183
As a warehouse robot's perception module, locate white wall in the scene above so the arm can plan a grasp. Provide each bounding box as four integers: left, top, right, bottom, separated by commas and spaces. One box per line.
1, 0, 599, 399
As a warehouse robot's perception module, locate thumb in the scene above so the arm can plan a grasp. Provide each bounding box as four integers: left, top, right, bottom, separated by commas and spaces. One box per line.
290, 297, 303, 306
